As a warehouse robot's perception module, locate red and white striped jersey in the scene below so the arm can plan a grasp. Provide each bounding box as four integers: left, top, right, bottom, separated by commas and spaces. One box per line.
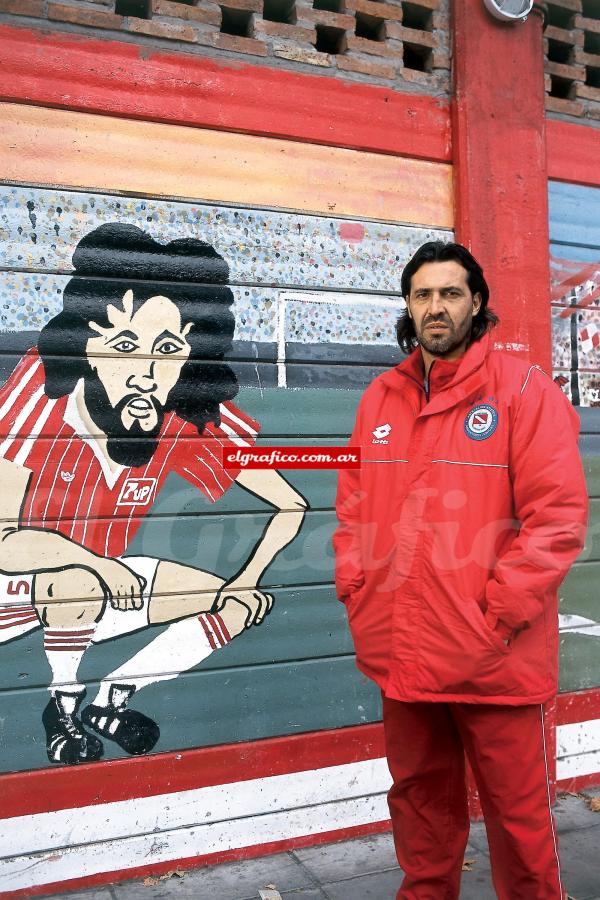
0, 349, 259, 558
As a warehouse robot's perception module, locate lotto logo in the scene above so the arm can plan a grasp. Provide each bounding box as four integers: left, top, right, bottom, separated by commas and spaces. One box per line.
117, 477, 157, 506
372, 423, 392, 441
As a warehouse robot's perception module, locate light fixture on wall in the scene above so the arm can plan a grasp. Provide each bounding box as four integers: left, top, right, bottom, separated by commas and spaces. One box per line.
482, 0, 534, 21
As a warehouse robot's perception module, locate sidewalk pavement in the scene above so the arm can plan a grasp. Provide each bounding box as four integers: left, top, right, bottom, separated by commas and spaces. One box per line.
43, 789, 600, 900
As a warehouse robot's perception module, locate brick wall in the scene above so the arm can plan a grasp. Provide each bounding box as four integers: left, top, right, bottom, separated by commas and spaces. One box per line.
545, 0, 600, 122
0, 0, 450, 94
1, 1, 600, 117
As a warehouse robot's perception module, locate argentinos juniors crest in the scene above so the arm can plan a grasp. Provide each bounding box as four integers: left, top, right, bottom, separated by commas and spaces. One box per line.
464, 404, 498, 441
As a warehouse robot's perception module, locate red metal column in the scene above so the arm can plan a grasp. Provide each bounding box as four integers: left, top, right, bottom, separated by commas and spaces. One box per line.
452, 0, 551, 371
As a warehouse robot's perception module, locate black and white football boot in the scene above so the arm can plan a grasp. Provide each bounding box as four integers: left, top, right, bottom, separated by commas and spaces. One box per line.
42, 690, 104, 765
81, 683, 160, 755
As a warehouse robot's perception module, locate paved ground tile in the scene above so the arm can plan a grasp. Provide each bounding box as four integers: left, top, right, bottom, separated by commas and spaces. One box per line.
294, 832, 399, 883
458, 852, 495, 900
558, 825, 600, 900
281, 890, 329, 898
321, 868, 403, 900
111, 854, 314, 900
43, 893, 113, 900
555, 793, 600, 832
464, 821, 490, 854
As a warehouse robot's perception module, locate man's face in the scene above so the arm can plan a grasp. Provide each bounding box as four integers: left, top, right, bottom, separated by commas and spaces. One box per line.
84, 290, 192, 465
406, 260, 482, 359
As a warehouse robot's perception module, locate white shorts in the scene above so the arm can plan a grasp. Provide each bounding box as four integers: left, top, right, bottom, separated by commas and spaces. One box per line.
91, 556, 159, 644
0, 572, 40, 643
0, 556, 160, 645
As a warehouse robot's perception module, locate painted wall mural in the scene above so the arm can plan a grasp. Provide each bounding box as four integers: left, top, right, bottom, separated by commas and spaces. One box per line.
552, 258, 600, 407
549, 180, 600, 407
551, 257, 600, 406
1, 180, 600, 775
0, 185, 451, 773
1, 221, 311, 767
548, 180, 600, 697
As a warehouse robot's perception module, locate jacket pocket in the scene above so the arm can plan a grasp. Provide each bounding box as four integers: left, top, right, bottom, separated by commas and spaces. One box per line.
344, 584, 392, 682
346, 583, 366, 612
469, 601, 512, 656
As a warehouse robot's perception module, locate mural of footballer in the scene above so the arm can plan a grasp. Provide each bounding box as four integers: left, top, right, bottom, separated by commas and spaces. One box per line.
0, 223, 307, 765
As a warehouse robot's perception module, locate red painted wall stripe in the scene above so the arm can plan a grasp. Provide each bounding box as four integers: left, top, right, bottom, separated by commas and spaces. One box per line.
0, 722, 386, 820
557, 772, 600, 795
0, 24, 451, 163
3, 28, 598, 188
556, 686, 600, 725
547, 120, 600, 189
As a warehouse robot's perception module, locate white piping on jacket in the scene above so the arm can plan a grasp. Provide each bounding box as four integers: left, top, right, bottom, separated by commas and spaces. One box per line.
431, 459, 508, 469
363, 459, 409, 464
521, 364, 544, 395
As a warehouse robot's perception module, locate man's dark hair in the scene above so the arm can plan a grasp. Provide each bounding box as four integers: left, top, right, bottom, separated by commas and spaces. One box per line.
38, 223, 238, 435
395, 241, 498, 354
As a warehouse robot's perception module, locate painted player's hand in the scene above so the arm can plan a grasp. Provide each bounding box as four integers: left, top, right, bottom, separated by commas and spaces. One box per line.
95, 558, 146, 612
213, 581, 274, 628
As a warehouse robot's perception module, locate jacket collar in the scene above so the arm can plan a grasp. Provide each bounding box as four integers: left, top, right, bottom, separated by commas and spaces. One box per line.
381, 332, 491, 417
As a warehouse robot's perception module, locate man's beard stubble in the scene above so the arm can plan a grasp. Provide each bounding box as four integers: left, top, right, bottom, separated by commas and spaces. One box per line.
415, 312, 473, 357
83, 372, 165, 468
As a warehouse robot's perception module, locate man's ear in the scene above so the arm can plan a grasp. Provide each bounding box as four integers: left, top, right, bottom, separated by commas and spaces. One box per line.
473, 292, 482, 315
405, 299, 412, 319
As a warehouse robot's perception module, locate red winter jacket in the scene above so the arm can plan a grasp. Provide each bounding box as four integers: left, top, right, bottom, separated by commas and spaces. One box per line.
333, 333, 588, 704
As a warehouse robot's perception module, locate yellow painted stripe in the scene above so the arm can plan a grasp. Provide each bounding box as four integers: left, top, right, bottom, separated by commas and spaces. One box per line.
0, 103, 453, 228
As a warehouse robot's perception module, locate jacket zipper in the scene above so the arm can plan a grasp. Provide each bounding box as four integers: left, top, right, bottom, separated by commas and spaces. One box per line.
423, 360, 435, 402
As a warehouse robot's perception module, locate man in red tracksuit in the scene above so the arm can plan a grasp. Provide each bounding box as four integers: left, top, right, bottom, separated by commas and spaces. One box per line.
333, 241, 589, 899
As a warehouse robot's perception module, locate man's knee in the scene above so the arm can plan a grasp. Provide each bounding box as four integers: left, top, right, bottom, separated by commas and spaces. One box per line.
34, 567, 105, 626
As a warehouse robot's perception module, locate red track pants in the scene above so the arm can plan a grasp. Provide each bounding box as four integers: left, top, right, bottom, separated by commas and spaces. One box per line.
382, 697, 563, 899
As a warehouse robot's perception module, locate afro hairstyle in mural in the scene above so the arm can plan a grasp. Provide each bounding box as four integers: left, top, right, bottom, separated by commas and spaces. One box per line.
38, 223, 239, 438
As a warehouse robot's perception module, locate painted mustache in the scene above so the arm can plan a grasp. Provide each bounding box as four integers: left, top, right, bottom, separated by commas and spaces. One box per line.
117, 393, 162, 420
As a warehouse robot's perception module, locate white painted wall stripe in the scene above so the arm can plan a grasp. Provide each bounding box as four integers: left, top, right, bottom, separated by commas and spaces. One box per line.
0, 792, 391, 892
557, 748, 600, 780
0, 758, 391, 860
0, 759, 391, 891
557, 718, 600, 757
556, 718, 600, 779
558, 613, 600, 636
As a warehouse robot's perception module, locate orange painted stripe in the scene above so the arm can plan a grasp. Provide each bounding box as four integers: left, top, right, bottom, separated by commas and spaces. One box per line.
0, 103, 453, 228
0, 25, 451, 163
